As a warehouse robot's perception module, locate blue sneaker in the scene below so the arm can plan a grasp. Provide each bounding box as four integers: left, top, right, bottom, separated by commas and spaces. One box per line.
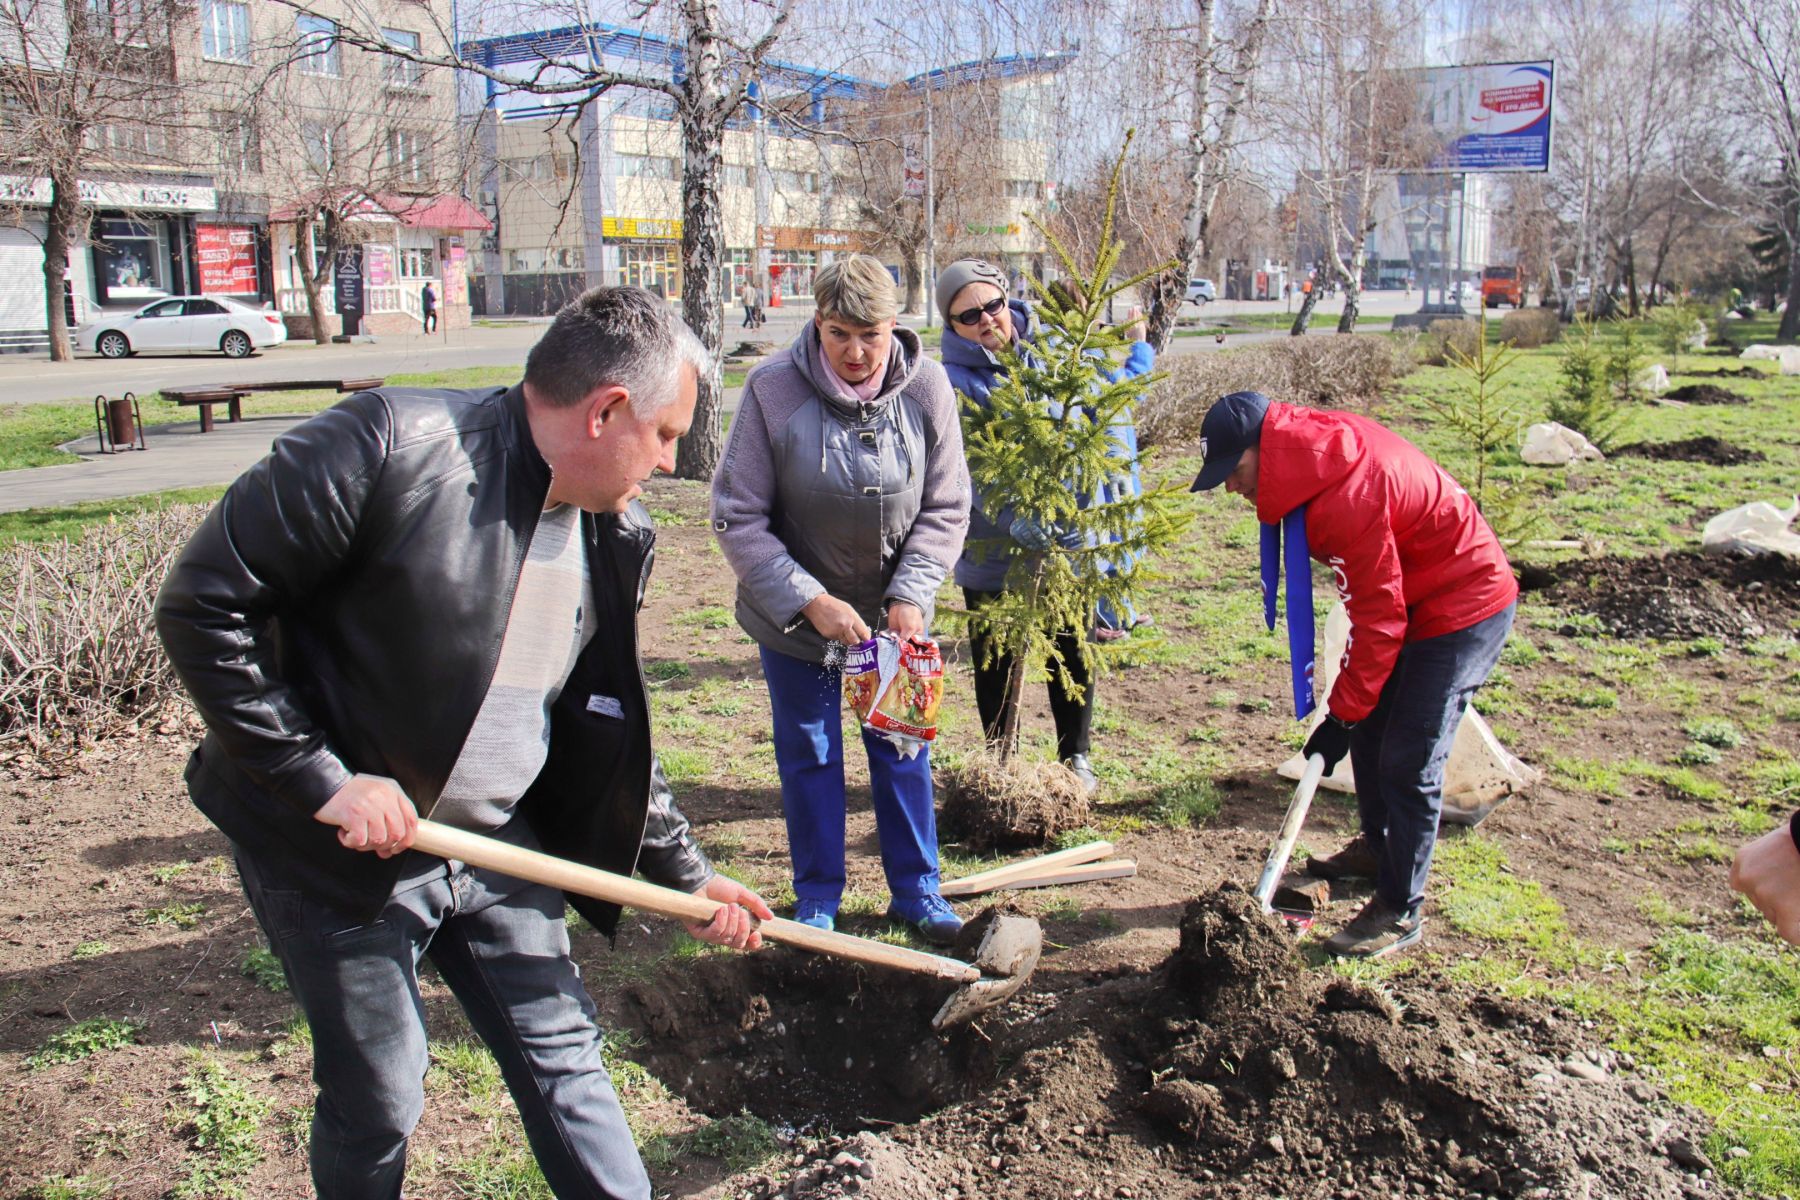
887, 894, 963, 946
793, 899, 837, 932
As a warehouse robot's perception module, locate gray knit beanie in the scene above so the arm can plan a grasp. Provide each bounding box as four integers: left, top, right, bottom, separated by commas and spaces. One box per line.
935, 259, 1009, 325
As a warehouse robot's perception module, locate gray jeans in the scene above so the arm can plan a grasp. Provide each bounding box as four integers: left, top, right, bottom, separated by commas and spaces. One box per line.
236, 848, 650, 1200
1349, 601, 1516, 915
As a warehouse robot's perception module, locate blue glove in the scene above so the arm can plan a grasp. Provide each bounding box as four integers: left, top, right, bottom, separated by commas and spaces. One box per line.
1009, 515, 1053, 551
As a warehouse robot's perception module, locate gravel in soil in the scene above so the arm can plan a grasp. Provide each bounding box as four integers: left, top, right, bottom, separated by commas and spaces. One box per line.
708, 887, 1724, 1200
1613, 436, 1767, 466
1528, 550, 1800, 641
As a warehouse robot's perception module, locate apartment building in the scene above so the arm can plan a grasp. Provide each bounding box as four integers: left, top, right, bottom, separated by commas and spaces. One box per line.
0, 0, 479, 351
466, 25, 1064, 316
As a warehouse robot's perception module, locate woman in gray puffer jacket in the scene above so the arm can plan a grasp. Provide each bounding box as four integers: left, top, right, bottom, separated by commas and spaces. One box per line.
710, 255, 971, 944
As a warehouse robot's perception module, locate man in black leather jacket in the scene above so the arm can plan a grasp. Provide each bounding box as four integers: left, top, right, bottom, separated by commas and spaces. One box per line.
156, 287, 771, 1200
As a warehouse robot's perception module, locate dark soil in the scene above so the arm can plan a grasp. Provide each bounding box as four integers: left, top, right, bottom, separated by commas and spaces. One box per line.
1664, 384, 1754, 405
1614, 436, 1767, 466
1529, 550, 1800, 641
938, 754, 1092, 851
711, 887, 1721, 1200
1687, 366, 1762, 379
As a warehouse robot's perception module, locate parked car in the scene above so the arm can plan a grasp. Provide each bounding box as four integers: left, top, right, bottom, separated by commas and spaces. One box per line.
1185, 278, 1216, 304
75, 296, 289, 359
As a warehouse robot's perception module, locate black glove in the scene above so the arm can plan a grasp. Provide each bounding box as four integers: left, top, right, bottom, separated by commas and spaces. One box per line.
1302, 712, 1356, 773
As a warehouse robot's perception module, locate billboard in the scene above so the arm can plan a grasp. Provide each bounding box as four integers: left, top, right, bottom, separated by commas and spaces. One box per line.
1417, 61, 1554, 173
196, 224, 259, 295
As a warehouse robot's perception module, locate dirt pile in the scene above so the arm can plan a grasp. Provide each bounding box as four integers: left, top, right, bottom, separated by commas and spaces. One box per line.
1531, 551, 1800, 642
1614, 437, 1767, 466
696, 887, 1728, 1200
1665, 384, 1753, 405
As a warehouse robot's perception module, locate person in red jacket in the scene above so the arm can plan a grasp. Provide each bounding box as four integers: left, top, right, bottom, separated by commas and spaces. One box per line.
1192, 391, 1518, 957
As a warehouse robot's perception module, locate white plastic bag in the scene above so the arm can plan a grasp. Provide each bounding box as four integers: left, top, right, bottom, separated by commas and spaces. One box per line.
1521, 421, 1605, 466
1276, 604, 1540, 826
1633, 364, 1671, 394
1740, 344, 1800, 374
1701, 496, 1800, 559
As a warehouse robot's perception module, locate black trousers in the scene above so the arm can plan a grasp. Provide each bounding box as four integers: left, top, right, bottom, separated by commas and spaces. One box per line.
963, 587, 1093, 760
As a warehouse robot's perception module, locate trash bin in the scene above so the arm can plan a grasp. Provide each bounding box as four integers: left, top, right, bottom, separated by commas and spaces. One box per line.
106, 397, 135, 447
93, 392, 145, 453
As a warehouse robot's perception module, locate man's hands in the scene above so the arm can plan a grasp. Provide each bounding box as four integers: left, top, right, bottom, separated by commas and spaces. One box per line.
884, 600, 925, 642
685, 874, 775, 951
802, 593, 872, 644
1730, 822, 1800, 945
1009, 515, 1053, 551
1302, 714, 1355, 774
316, 775, 418, 857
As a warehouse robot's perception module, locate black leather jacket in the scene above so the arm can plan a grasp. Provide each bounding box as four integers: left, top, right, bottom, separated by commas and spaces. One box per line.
155, 384, 712, 930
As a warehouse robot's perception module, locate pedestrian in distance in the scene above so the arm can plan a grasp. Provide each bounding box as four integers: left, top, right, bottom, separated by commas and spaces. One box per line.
939, 258, 1118, 797
741, 278, 761, 329
1191, 390, 1518, 958
156, 286, 773, 1200
710, 254, 971, 944
420, 281, 438, 333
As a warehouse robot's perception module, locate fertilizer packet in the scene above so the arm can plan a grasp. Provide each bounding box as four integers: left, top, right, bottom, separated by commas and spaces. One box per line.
841, 633, 944, 758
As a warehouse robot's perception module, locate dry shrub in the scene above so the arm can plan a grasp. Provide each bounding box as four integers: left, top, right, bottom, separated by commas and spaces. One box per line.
1498, 307, 1562, 349
1420, 319, 1482, 366
938, 749, 1091, 852
0, 505, 207, 755
1139, 336, 1415, 446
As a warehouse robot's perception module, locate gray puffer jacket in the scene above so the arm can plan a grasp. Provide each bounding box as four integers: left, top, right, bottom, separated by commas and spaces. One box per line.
710, 323, 970, 664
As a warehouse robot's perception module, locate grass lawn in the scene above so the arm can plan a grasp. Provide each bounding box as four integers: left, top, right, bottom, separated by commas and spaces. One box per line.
0, 365, 749, 473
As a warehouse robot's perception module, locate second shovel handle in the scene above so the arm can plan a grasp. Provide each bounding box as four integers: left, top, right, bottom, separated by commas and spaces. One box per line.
411, 820, 979, 984
1253, 754, 1326, 910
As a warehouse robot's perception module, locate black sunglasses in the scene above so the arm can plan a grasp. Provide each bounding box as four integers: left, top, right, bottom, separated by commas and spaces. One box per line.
952, 295, 1007, 326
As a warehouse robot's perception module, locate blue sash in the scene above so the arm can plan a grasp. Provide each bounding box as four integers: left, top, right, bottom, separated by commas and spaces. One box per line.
1261, 506, 1317, 721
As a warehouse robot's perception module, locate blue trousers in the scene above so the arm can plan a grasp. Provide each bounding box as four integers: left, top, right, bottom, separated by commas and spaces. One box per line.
1349, 602, 1516, 915
235, 848, 649, 1200
759, 645, 941, 903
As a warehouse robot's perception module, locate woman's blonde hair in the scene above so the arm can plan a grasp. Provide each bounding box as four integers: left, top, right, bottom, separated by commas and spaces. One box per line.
813, 254, 898, 326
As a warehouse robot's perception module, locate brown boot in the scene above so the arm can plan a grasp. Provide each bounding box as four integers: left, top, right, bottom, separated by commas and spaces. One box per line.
1307, 833, 1380, 881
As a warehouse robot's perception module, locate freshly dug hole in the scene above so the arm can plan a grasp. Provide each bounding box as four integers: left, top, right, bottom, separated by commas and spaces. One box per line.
1664, 383, 1752, 404
937, 749, 1091, 851
722, 885, 1724, 1200
1614, 435, 1765, 465
614, 942, 998, 1130
1534, 550, 1800, 642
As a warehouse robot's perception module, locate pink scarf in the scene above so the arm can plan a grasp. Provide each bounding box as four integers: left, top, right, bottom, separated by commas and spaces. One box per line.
813, 338, 888, 404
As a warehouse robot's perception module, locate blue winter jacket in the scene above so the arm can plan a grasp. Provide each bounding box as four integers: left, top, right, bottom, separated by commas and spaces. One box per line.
942, 300, 1155, 591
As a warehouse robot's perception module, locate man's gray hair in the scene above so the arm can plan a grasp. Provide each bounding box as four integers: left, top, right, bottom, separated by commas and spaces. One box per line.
524, 286, 712, 416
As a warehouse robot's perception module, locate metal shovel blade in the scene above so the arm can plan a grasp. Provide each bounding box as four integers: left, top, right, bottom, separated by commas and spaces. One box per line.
931, 913, 1043, 1031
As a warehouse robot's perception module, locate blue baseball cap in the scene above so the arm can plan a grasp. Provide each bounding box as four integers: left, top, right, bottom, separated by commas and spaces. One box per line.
1190, 391, 1272, 491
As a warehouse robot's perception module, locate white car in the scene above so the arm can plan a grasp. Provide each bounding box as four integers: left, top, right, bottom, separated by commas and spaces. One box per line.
1186, 278, 1216, 304
76, 296, 289, 359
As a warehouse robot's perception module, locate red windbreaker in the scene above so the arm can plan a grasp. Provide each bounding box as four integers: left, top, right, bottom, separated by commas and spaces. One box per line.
1254, 402, 1517, 723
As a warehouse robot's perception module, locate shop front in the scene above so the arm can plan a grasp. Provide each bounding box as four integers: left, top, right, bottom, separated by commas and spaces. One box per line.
756, 226, 870, 300
604, 216, 682, 298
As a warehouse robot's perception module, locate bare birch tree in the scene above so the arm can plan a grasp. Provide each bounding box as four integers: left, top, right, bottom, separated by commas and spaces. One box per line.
0, 0, 189, 361
287, 0, 798, 479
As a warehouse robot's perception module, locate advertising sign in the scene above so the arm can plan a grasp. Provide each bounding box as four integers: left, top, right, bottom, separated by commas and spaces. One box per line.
197, 224, 258, 294
1415, 60, 1554, 173
601, 216, 682, 241
446, 244, 467, 305
902, 136, 925, 199
334, 246, 364, 335
365, 243, 394, 288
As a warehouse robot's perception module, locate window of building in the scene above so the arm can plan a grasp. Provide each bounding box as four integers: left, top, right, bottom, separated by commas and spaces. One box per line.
770, 169, 819, 195
302, 121, 334, 174
399, 246, 437, 277
201, 0, 251, 62
296, 14, 340, 77
96, 218, 169, 298
87, 0, 151, 45
388, 128, 430, 185
89, 122, 168, 163
617, 151, 678, 181
501, 156, 552, 181
382, 29, 424, 88
211, 110, 261, 174
724, 163, 752, 189
1004, 179, 1043, 200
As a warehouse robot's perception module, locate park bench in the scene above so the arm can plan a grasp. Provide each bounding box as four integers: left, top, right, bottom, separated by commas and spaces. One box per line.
161, 377, 387, 433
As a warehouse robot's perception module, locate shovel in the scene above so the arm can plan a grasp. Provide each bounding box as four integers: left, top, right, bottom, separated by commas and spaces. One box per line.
1252, 753, 1327, 926
410, 820, 1042, 1031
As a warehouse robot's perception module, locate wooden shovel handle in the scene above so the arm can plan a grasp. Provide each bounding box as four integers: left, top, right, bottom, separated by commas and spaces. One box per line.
411, 820, 978, 984
940, 841, 1115, 898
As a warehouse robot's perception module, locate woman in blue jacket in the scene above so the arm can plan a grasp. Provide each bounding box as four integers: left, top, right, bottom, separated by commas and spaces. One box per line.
937, 260, 1153, 795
